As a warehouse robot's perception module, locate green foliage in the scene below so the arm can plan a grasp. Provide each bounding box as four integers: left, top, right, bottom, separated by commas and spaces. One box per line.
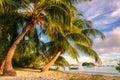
0, 0, 104, 70
12, 36, 40, 69
116, 62, 120, 72
13, 54, 34, 67
0, 3, 27, 62
0, 12, 19, 61
32, 57, 42, 69
46, 16, 104, 64
13, 38, 42, 69
13, 53, 42, 69
0, 0, 31, 13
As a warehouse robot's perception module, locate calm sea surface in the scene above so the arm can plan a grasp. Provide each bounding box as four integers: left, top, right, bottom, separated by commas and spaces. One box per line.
64, 66, 120, 76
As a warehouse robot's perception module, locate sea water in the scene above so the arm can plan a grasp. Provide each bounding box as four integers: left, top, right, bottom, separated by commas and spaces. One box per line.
64, 66, 120, 76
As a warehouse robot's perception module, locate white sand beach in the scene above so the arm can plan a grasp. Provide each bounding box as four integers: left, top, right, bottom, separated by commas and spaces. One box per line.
0, 69, 120, 80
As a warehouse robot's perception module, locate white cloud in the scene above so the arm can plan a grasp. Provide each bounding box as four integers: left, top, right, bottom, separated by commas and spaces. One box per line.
111, 9, 120, 17
64, 55, 96, 64
64, 56, 77, 64
78, 0, 120, 30
99, 53, 120, 65
110, 1, 120, 17
63, 53, 120, 65
93, 27, 120, 53
80, 0, 120, 53
79, 0, 114, 18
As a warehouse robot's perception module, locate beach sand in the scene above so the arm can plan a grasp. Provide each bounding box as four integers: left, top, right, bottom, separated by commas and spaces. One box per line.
0, 69, 120, 80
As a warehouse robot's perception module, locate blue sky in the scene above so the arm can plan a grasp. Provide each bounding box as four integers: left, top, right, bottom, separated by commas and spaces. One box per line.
65, 0, 120, 65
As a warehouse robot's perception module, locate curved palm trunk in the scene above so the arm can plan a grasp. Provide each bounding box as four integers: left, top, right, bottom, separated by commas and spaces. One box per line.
41, 48, 65, 72
3, 22, 33, 76
0, 59, 5, 73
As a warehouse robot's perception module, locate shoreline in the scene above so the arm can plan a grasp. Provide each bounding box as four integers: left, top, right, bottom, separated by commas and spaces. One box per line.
67, 66, 120, 76
79, 71, 120, 76
67, 70, 120, 76
0, 69, 120, 80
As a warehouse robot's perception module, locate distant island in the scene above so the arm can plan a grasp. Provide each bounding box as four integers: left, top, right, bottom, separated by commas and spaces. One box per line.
82, 62, 96, 67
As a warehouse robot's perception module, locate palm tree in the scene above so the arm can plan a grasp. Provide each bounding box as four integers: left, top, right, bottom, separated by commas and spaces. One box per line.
13, 42, 42, 69
1, 0, 76, 76
41, 16, 105, 72
0, 0, 32, 74
0, 0, 96, 76
13, 27, 46, 69
0, 12, 24, 73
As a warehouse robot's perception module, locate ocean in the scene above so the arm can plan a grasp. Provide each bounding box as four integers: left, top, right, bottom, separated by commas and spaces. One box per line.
65, 66, 120, 76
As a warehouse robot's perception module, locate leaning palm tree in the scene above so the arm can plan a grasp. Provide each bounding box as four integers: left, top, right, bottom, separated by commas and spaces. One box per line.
0, 0, 95, 76
41, 16, 105, 72
1, 0, 76, 76
13, 27, 46, 68
0, 0, 32, 74
0, 11, 25, 73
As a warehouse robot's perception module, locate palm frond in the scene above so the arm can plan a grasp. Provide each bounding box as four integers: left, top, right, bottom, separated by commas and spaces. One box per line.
73, 19, 84, 29
76, 43, 102, 64
0, 0, 30, 13
35, 0, 74, 28
54, 56, 70, 67
16, 40, 36, 55
65, 25, 82, 36
70, 33, 91, 47
45, 24, 62, 41
82, 28, 105, 39
65, 26, 91, 47
62, 38, 80, 61
63, 0, 92, 5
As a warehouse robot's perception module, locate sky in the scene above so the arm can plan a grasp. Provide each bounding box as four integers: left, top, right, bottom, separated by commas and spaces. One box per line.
64, 0, 120, 65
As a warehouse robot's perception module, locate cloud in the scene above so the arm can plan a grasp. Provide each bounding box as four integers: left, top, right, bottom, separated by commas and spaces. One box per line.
63, 53, 120, 65
93, 27, 120, 53
79, 0, 115, 18
99, 53, 120, 65
64, 55, 96, 64
63, 56, 78, 64
78, 0, 120, 31
110, 1, 120, 17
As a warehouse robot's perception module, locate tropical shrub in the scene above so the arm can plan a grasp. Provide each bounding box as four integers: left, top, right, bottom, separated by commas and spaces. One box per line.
116, 62, 120, 72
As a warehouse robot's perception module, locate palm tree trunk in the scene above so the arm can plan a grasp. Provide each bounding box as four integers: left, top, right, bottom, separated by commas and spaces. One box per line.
3, 22, 33, 76
0, 59, 5, 74
41, 48, 65, 72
